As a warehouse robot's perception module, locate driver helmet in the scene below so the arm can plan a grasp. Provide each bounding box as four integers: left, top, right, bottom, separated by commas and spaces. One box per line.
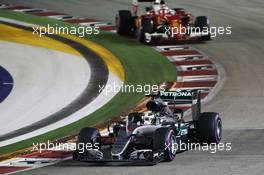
153, 0, 161, 12
160, 0, 169, 10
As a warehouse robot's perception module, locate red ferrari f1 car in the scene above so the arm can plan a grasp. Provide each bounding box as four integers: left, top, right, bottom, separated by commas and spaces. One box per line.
116, 0, 211, 43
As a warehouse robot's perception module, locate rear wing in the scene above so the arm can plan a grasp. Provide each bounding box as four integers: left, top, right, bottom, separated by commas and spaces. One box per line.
151, 90, 201, 121
159, 90, 194, 102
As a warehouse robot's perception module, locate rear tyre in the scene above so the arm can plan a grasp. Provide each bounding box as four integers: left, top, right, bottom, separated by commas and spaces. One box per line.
195, 16, 211, 41
139, 17, 153, 43
197, 112, 222, 144
116, 10, 132, 35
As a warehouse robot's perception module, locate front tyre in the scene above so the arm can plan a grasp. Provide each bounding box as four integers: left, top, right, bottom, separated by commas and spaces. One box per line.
195, 16, 211, 41
197, 112, 222, 144
153, 128, 177, 162
73, 127, 101, 161
116, 10, 132, 36
164, 129, 177, 161
139, 17, 153, 43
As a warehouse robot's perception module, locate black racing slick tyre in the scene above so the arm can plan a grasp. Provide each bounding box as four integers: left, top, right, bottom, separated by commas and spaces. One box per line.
139, 17, 153, 43
195, 16, 211, 41
197, 112, 222, 144
116, 10, 132, 35
78, 127, 100, 145
153, 128, 177, 162
164, 129, 177, 161
73, 127, 101, 160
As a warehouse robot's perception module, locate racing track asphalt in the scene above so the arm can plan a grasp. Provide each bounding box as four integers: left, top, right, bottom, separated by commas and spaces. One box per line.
1, 0, 264, 174
0, 21, 108, 142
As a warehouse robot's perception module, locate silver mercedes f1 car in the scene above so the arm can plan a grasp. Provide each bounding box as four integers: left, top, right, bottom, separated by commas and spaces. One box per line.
72, 90, 222, 164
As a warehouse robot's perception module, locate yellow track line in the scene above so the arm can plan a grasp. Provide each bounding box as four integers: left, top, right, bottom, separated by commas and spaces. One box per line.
63, 34, 125, 81
0, 24, 81, 57
0, 23, 125, 81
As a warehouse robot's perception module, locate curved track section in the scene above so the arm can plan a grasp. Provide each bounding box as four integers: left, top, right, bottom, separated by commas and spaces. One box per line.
0, 40, 92, 139
1, 0, 264, 174
0, 20, 122, 147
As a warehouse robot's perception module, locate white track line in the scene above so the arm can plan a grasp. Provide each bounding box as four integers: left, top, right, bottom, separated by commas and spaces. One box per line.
110, 30, 117, 33
177, 64, 215, 71
177, 75, 218, 82
79, 22, 111, 27
47, 15, 75, 20
154, 45, 190, 52
14, 9, 46, 13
